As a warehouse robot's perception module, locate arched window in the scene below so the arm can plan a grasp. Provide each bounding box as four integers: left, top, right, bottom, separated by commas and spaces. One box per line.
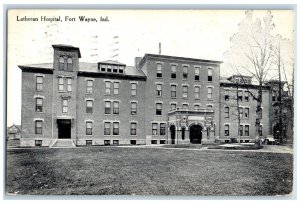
67, 57, 73, 71
182, 127, 185, 140
59, 57, 65, 70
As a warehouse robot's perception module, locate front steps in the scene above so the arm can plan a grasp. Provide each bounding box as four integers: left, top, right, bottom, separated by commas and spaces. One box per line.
50, 139, 76, 148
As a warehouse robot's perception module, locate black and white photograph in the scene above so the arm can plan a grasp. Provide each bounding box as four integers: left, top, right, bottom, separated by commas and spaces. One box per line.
4, 6, 296, 198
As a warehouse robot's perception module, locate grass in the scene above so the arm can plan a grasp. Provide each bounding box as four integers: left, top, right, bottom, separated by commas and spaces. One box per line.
6, 146, 293, 196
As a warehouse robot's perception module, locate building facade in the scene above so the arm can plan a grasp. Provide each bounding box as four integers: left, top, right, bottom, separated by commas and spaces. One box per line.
18, 45, 276, 147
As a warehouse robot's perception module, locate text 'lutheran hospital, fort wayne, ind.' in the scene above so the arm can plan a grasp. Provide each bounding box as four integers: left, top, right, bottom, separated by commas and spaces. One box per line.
18, 44, 290, 147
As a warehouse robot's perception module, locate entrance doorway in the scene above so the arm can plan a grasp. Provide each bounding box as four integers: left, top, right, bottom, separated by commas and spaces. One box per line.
57, 119, 71, 139
190, 124, 202, 144
170, 125, 176, 144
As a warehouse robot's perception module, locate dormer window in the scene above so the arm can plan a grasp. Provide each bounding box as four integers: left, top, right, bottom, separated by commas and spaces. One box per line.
107, 65, 112, 72
119, 66, 124, 73
59, 57, 64, 70
101, 65, 106, 72
67, 57, 73, 71
113, 66, 118, 73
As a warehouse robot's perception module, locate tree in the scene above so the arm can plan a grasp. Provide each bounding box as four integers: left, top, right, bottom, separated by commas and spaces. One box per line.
224, 10, 294, 141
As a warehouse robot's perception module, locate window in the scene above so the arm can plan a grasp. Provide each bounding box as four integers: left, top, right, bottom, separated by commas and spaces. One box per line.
130, 122, 137, 135
113, 122, 119, 135
35, 140, 42, 146
67, 78, 72, 92
36, 76, 43, 91
104, 122, 111, 135
59, 57, 64, 70
36, 98, 43, 112
156, 84, 162, 97
182, 127, 185, 140
35, 120, 43, 134
151, 140, 158, 144
259, 125, 263, 136
86, 140, 92, 146
170, 103, 176, 111
86, 100, 93, 113
160, 123, 166, 135
244, 91, 249, 102
62, 99, 68, 113
156, 103, 162, 115
171, 65, 176, 79
113, 101, 119, 115
171, 85, 177, 98
104, 140, 111, 145
113, 82, 119, 95
107, 65, 112, 72
113, 66, 118, 73
105, 81, 111, 95
208, 68, 213, 81
119, 66, 124, 73
67, 58, 73, 71
239, 107, 243, 118
225, 107, 229, 118
195, 86, 200, 99
245, 108, 249, 118
101, 64, 106, 72
238, 90, 243, 101
152, 123, 158, 135
131, 102, 137, 115
224, 124, 229, 136
86, 121, 93, 135
160, 140, 166, 144
245, 125, 249, 136
86, 80, 93, 94
182, 104, 188, 110
35, 120, 42, 134
131, 83, 137, 96
157, 64, 162, 78
272, 91, 276, 102
183, 66, 188, 80
130, 140, 136, 145
207, 105, 213, 110
194, 104, 200, 110
182, 86, 188, 98
58, 77, 64, 91
195, 67, 200, 81
105, 101, 111, 114
225, 90, 229, 101
207, 87, 213, 99
113, 140, 119, 145
239, 125, 243, 136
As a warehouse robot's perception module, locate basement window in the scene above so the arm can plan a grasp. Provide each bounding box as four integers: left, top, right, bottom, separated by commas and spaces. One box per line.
35, 140, 42, 147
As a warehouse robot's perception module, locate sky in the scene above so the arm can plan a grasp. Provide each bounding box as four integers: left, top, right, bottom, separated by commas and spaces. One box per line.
6, 9, 294, 126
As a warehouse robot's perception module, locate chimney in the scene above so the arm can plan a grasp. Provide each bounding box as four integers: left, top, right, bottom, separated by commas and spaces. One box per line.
159, 42, 161, 55
135, 57, 142, 68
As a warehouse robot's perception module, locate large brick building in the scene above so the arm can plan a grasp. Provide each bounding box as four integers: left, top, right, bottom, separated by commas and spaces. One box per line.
18, 44, 279, 147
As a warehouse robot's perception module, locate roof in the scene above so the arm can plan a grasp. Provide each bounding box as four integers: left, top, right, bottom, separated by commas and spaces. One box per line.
139, 53, 223, 67
52, 44, 81, 58
79, 62, 146, 77
19, 63, 53, 70
99, 60, 126, 66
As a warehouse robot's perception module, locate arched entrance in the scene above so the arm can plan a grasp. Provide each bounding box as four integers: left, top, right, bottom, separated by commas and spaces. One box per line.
190, 124, 202, 144
170, 125, 176, 144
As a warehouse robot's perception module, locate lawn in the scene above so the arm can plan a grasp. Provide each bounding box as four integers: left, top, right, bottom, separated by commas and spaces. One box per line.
6, 146, 293, 196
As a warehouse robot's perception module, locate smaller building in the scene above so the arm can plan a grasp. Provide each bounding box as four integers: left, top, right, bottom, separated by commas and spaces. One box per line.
7, 124, 21, 147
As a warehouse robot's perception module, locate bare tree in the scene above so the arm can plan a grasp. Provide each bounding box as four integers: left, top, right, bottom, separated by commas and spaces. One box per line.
224, 11, 294, 141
